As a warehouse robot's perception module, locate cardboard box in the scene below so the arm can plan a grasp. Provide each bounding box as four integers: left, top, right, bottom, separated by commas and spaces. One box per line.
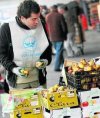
10, 89, 41, 109
1, 89, 44, 118
45, 107, 81, 118
10, 107, 44, 118
75, 35, 82, 44
80, 88, 100, 107
80, 88, 100, 118
40, 89, 79, 110
89, 2, 98, 8
82, 106, 100, 118
97, 4, 100, 20
63, 59, 78, 67
10, 89, 44, 118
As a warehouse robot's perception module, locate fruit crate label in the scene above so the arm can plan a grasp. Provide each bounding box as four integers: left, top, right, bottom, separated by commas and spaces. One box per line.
67, 90, 75, 97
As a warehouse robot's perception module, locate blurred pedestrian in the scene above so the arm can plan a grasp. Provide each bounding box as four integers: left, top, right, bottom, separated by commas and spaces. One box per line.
58, 5, 81, 57
46, 5, 67, 71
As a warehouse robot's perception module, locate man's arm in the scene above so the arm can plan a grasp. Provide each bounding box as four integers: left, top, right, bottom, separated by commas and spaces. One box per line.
40, 16, 52, 65
0, 23, 17, 71
40, 44, 52, 65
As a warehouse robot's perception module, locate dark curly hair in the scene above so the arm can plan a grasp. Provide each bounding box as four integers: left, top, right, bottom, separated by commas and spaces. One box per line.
17, 0, 40, 18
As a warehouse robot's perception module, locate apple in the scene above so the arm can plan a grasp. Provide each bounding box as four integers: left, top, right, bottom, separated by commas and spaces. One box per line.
82, 101, 89, 107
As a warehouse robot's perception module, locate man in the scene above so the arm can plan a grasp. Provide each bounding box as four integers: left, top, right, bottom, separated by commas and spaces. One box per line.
0, 0, 52, 90
46, 5, 67, 71
58, 5, 81, 57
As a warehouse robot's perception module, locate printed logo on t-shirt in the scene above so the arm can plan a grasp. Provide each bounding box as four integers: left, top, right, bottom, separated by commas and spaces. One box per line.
22, 34, 41, 59
23, 35, 37, 50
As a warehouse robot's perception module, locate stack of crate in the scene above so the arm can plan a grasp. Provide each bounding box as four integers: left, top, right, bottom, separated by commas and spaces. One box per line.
89, 2, 99, 27
1, 89, 44, 118
80, 88, 100, 118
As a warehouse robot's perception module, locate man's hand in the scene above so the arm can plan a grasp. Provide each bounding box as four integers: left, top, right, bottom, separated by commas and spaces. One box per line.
35, 59, 48, 69
12, 67, 29, 78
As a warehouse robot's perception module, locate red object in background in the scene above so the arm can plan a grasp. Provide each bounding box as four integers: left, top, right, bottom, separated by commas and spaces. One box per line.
0, 75, 4, 82
82, 101, 89, 107
80, 14, 88, 31
0, 75, 2, 80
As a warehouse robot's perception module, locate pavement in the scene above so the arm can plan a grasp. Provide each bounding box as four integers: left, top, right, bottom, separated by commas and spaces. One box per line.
0, 30, 100, 118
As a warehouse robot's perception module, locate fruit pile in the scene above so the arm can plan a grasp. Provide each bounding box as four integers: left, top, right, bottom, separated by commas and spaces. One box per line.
67, 59, 100, 75
64, 59, 100, 90
41, 84, 68, 99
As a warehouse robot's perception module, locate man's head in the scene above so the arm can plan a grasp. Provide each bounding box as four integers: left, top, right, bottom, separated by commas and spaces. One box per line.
50, 5, 57, 12
58, 5, 68, 14
57, 5, 65, 14
17, 0, 40, 29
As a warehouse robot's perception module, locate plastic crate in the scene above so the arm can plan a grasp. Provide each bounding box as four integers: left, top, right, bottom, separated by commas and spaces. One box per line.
65, 67, 100, 91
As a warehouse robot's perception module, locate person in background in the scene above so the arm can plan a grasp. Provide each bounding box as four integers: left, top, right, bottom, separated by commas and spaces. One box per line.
46, 5, 67, 71
58, 5, 81, 57
0, 0, 52, 91
67, 1, 85, 55
40, 5, 49, 18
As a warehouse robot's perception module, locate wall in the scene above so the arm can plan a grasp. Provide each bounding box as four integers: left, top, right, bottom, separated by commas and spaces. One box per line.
37, 0, 74, 7
0, 0, 24, 23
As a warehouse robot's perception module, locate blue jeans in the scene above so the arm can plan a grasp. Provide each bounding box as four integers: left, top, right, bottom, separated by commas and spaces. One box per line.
52, 41, 64, 70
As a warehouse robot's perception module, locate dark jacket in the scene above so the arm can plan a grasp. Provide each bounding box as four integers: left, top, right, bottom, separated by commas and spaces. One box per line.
46, 11, 67, 42
67, 1, 83, 23
63, 11, 75, 33
0, 17, 52, 87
